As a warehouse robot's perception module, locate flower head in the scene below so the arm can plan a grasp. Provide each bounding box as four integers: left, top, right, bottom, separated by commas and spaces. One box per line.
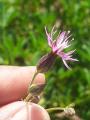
37, 25, 78, 73
45, 25, 78, 69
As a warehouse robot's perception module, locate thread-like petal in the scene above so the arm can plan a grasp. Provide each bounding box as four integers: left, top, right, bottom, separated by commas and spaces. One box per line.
66, 50, 76, 55
56, 32, 66, 48
62, 59, 71, 70
68, 58, 79, 61
45, 27, 52, 47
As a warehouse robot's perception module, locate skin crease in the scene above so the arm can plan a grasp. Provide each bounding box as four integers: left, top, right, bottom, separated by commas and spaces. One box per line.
0, 66, 50, 120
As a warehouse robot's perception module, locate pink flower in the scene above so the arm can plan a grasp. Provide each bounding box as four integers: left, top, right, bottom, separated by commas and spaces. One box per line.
45, 26, 78, 69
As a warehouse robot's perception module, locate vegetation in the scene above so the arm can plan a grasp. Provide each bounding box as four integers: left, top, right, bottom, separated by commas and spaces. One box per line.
1, 0, 90, 119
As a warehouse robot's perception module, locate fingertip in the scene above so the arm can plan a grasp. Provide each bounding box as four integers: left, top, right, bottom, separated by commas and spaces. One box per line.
0, 101, 50, 120
0, 66, 45, 105
31, 103, 50, 120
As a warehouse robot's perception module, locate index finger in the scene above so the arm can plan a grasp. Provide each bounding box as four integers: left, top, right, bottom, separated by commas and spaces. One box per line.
0, 66, 45, 106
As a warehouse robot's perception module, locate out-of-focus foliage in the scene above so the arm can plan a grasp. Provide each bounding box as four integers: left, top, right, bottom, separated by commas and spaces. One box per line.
1, 0, 90, 119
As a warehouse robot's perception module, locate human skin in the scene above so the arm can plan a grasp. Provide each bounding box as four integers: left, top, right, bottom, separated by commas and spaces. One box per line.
0, 66, 50, 120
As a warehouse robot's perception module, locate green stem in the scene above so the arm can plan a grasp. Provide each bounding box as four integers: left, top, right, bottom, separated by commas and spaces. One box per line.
24, 71, 38, 102
46, 107, 64, 113
24, 93, 32, 102
28, 71, 38, 89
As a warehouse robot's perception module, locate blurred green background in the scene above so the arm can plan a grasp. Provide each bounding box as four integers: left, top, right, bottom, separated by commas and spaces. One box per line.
1, 0, 90, 119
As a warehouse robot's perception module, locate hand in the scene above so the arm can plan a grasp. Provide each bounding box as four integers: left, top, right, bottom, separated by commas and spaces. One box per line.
0, 66, 50, 120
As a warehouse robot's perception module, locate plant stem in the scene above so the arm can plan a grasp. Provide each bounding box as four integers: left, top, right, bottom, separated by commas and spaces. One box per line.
24, 93, 32, 102
28, 71, 38, 89
46, 107, 64, 113
24, 70, 38, 102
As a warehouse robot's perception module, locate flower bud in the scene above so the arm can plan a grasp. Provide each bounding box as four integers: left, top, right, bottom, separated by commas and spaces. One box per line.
37, 52, 57, 73
29, 83, 46, 96
31, 96, 40, 103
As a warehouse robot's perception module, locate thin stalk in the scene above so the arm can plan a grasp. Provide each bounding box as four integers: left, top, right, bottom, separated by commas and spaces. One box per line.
24, 93, 32, 102
46, 107, 64, 113
28, 71, 38, 89
24, 71, 38, 102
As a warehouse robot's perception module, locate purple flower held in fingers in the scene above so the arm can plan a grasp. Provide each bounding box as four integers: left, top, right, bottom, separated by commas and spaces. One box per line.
37, 25, 78, 73
45, 26, 78, 69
